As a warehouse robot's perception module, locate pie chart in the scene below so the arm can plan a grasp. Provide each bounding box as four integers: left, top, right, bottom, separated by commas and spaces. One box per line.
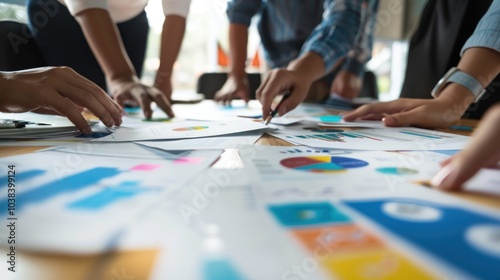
280, 156, 369, 174
172, 126, 209, 132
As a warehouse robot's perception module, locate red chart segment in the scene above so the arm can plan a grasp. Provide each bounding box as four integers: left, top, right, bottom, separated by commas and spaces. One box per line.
280, 156, 369, 174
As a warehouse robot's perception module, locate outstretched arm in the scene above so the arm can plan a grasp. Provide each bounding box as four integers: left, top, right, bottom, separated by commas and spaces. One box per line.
431, 104, 500, 190
0, 67, 122, 134
343, 47, 500, 128
258, 0, 363, 118
74, 8, 174, 119
344, 0, 500, 127
214, 23, 251, 104
155, 0, 191, 102
214, 0, 262, 104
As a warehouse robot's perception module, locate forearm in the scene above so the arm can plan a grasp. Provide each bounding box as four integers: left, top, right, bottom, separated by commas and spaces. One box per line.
287, 52, 326, 83
229, 24, 248, 76
0, 72, 8, 111
75, 9, 136, 81
155, 15, 186, 90
439, 47, 500, 105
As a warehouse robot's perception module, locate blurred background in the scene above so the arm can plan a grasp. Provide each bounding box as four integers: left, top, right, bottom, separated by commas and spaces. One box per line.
0, 0, 427, 101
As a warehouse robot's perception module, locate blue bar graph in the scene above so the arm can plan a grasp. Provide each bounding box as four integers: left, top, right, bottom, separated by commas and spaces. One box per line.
68, 181, 146, 210
0, 169, 45, 191
399, 130, 443, 139
1, 167, 121, 214
433, 150, 460, 156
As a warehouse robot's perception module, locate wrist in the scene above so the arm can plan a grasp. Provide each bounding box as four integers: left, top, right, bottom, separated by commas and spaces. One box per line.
229, 69, 247, 78
287, 52, 324, 83
108, 74, 139, 84
154, 71, 172, 87
437, 83, 475, 114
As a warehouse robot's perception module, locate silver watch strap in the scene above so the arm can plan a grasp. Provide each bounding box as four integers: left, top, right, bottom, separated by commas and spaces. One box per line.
447, 70, 485, 100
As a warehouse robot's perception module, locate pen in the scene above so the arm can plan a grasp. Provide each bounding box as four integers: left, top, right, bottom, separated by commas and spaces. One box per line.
0, 120, 26, 129
265, 92, 291, 125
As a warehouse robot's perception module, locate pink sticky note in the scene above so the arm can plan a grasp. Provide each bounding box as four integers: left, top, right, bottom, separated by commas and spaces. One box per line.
131, 164, 161, 171
174, 157, 204, 165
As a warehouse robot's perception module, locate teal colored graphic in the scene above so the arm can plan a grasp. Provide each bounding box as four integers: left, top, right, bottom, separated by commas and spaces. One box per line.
269, 202, 351, 227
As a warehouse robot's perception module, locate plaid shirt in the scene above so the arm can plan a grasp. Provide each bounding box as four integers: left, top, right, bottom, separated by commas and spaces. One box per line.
227, 0, 379, 77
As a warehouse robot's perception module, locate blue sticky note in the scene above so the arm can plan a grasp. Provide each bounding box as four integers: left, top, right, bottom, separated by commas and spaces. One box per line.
269, 202, 350, 227
318, 115, 342, 123
124, 106, 141, 114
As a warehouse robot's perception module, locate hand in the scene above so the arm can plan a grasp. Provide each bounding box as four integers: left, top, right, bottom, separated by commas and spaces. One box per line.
109, 77, 175, 119
256, 69, 312, 120
431, 104, 500, 191
154, 72, 173, 103
0, 67, 122, 134
330, 70, 362, 100
343, 95, 470, 129
214, 73, 250, 105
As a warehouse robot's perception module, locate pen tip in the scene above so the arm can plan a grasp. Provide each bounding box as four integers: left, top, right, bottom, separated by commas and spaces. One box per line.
264, 116, 272, 125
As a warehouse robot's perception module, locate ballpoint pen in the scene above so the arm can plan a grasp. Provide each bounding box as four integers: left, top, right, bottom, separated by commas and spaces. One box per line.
264, 92, 291, 125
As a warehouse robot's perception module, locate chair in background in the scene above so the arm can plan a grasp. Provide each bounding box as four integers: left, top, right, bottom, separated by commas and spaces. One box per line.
359, 70, 378, 99
196, 72, 262, 100
0, 20, 46, 71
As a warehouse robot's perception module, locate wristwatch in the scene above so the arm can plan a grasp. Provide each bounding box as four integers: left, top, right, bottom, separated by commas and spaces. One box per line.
431, 67, 487, 103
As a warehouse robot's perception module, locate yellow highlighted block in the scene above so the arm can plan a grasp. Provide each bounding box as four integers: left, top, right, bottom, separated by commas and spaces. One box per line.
325, 249, 436, 280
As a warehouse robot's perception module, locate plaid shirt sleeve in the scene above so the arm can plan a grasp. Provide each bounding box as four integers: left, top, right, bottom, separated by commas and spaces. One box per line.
461, 0, 500, 55
226, 0, 263, 27
300, 0, 365, 74
341, 0, 379, 77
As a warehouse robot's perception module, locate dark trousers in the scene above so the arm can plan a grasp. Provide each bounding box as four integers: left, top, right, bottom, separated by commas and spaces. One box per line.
26, 0, 149, 91
400, 0, 500, 119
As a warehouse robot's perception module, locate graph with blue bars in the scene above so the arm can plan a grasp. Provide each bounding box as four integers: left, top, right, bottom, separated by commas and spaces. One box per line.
0, 167, 152, 215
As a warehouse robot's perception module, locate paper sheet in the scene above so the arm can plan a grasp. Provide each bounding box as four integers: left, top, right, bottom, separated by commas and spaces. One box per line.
41, 142, 200, 159
270, 123, 470, 150
0, 149, 222, 253
148, 153, 500, 279
94, 120, 269, 142
136, 133, 263, 151
0, 112, 97, 139
221, 144, 500, 279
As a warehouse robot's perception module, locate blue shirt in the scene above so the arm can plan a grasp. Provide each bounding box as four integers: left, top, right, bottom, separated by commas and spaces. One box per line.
461, 0, 500, 54
227, 0, 379, 77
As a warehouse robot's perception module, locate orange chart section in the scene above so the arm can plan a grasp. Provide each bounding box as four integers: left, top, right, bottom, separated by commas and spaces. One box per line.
293, 224, 385, 254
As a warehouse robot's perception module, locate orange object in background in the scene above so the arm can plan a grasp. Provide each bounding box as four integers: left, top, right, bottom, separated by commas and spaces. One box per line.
250, 49, 260, 67
217, 42, 230, 67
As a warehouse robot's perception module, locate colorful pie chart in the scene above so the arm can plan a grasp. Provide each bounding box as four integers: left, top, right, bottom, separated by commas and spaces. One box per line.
172, 126, 209, 132
280, 156, 369, 174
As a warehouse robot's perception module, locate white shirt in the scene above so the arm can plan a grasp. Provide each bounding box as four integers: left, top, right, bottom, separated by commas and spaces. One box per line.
58, 0, 191, 23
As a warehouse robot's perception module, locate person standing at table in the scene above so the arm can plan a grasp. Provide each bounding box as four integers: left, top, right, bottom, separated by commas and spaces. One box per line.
26, 0, 192, 119
343, 0, 500, 128
214, 0, 379, 105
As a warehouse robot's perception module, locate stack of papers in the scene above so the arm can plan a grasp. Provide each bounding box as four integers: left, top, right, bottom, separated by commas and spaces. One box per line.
0, 112, 98, 138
